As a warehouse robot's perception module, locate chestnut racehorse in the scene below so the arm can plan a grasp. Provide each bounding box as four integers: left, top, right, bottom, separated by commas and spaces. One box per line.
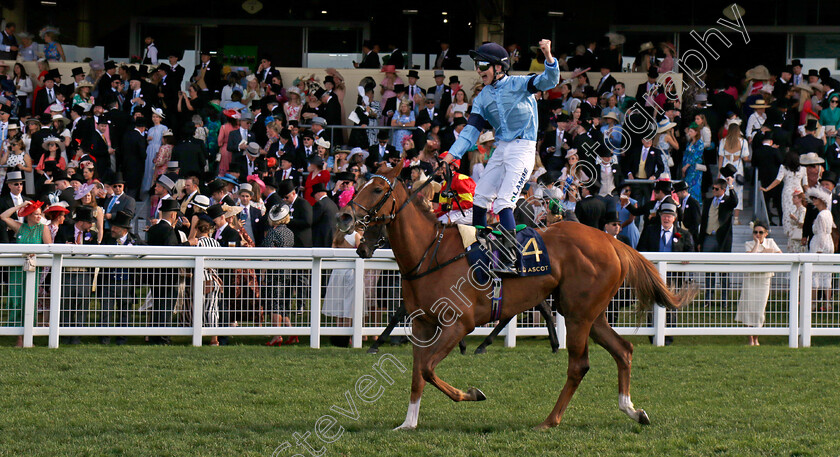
340, 162, 695, 430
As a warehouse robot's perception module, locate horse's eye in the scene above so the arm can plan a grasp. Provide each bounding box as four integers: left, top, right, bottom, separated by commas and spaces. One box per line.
373, 187, 383, 194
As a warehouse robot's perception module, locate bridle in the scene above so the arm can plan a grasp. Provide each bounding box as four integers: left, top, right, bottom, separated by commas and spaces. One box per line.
346, 172, 435, 231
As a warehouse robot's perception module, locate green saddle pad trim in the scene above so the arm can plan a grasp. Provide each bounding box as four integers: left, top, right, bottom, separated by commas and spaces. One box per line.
475, 224, 528, 236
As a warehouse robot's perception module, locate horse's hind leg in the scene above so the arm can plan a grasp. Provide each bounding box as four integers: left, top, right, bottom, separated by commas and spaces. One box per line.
537, 301, 560, 353
590, 313, 650, 425
537, 319, 591, 430
474, 316, 511, 354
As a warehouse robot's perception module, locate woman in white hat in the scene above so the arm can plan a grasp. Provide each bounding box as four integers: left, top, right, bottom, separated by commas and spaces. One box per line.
142, 107, 169, 194
283, 86, 303, 123
807, 186, 836, 308
49, 113, 72, 150
35, 136, 66, 181
469, 130, 495, 183
152, 129, 175, 182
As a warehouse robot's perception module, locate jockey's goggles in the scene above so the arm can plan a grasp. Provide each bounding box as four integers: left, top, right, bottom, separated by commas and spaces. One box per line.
476, 61, 492, 71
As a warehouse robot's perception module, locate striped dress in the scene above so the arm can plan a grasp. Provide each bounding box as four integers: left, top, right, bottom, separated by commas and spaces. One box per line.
196, 236, 222, 327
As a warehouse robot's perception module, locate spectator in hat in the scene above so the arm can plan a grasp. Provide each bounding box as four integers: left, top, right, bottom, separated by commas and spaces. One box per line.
275, 153, 301, 187
190, 50, 220, 95
603, 211, 631, 246
434, 40, 460, 70
300, 88, 322, 123
368, 130, 396, 171
637, 201, 693, 252
103, 177, 135, 228
622, 136, 666, 184
795, 119, 826, 158
283, 87, 303, 124
319, 84, 342, 130
237, 183, 265, 246
354, 40, 380, 69
427, 70, 452, 117
310, 116, 328, 141
152, 129, 175, 182
35, 136, 66, 180
672, 180, 701, 246
310, 182, 338, 248
227, 111, 256, 167
139, 108, 168, 196
303, 155, 330, 206
259, 203, 295, 346
277, 179, 312, 247
75, 181, 105, 243
121, 117, 148, 199
595, 61, 617, 97
170, 125, 207, 178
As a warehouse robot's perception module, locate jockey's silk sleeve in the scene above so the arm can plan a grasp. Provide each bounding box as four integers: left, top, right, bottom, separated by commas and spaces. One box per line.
448, 58, 560, 159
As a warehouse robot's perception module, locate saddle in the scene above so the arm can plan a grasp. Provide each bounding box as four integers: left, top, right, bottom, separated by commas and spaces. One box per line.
459, 225, 552, 284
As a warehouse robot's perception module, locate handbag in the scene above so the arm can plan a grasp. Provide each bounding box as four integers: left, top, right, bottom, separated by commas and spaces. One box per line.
695, 164, 708, 172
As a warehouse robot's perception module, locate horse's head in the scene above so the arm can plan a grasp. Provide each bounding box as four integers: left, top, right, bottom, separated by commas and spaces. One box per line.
336, 160, 405, 234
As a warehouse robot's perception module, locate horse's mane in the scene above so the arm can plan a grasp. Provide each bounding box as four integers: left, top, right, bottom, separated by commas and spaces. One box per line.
399, 177, 449, 228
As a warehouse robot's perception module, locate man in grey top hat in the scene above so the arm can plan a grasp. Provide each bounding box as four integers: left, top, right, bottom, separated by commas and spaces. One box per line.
227, 111, 255, 160
427, 70, 452, 116
0, 171, 28, 243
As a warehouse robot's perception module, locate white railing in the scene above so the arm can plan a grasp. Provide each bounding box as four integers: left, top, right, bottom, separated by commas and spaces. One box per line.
0, 245, 837, 349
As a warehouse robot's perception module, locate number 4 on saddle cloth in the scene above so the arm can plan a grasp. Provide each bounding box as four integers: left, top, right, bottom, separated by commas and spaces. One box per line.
459, 225, 552, 283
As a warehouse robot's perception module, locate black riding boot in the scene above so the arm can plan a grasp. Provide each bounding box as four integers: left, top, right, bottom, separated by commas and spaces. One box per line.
491, 228, 518, 275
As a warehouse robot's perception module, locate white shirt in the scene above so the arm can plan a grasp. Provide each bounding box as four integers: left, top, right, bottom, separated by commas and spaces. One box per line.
117, 233, 129, 245
660, 226, 674, 246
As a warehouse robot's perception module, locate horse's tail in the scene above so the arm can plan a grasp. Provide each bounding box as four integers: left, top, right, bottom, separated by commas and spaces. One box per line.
612, 239, 697, 315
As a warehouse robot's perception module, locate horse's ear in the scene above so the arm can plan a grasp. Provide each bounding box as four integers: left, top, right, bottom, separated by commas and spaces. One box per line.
389, 157, 405, 177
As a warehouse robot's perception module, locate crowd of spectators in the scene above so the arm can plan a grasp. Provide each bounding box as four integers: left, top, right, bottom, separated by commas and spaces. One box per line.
1, 29, 840, 346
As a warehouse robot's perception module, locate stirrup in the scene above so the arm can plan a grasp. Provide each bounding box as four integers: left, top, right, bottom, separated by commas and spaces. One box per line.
490, 229, 518, 275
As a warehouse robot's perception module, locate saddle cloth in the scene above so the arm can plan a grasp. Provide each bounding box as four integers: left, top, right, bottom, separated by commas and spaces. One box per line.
458, 225, 552, 283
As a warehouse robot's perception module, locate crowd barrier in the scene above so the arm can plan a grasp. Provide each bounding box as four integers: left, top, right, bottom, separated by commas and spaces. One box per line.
0, 245, 836, 349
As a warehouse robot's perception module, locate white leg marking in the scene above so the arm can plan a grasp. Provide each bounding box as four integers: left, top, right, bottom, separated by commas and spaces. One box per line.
619, 394, 640, 421
394, 399, 421, 430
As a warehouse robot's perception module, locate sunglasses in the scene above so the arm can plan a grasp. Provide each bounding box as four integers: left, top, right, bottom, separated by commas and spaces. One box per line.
832, 100, 839, 104
9, 182, 23, 186
476, 61, 492, 72
712, 187, 722, 191
753, 230, 766, 235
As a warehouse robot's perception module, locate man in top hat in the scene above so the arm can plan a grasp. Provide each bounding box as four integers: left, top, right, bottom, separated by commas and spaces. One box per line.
542, 112, 571, 171
124, 69, 155, 117
209, 178, 236, 206
261, 178, 283, 214
97, 60, 119, 98
170, 125, 206, 178
595, 60, 617, 97
275, 153, 301, 188
236, 183, 265, 246
235, 142, 266, 178
277, 179, 312, 247
603, 211, 632, 246
791, 59, 804, 86
122, 116, 148, 199
33, 70, 61, 117
354, 40, 380, 69
296, 129, 317, 170
367, 130, 397, 171
0, 171, 29, 243
308, 182, 337, 248
575, 180, 609, 229
796, 119, 824, 156
227, 111, 256, 163
440, 116, 467, 152
319, 89, 342, 136
673, 180, 701, 246
100, 209, 145, 344
150, 172, 178, 223
427, 70, 452, 117
637, 201, 693, 252
412, 109, 432, 152
635, 67, 660, 103
592, 144, 622, 197
419, 93, 440, 126
405, 69, 425, 100
156, 64, 179, 115
627, 178, 681, 242
191, 50, 221, 95
103, 177, 136, 230
303, 155, 330, 206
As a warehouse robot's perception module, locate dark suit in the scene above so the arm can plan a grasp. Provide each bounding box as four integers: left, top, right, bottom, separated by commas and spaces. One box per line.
321, 95, 342, 140
255, 66, 280, 84
595, 74, 618, 97
0, 29, 18, 60
168, 64, 186, 89
227, 128, 255, 162
103, 193, 137, 227
411, 127, 428, 153
88, 131, 113, 180
312, 196, 339, 247
124, 87, 155, 118
367, 143, 397, 171
191, 61, 221, 95
425, 85, 452, 120
699, 189, 738, 253
214, 224, 241, 247
171, 138, 207, 178
0, 194, 28, 243
358, 51, 381, 69
288, 196, 313, 247
274, 168, 302, 189
435, 49, 460, 70
122, 129, 147, 199
753, 144, 784, 225
795, 134, 824, 155
33, 86, 59, 116
635, 81, 658, 104
387, 49, 405, 69
678, 194, 702, 247
264, 191, 283, 215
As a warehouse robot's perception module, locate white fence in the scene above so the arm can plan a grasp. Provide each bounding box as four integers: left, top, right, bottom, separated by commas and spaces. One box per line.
0, 245, 837, 349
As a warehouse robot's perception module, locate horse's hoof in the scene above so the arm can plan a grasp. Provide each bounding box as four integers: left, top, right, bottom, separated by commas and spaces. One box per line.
533, 421, 555, 431
367, 347, 379, 354
637, 409, 651, 425
551, 347, 559, 353
474, 346, 487, 355
460, 347, 467, 355
467, 387, 486, 401
393, 424, 416, 431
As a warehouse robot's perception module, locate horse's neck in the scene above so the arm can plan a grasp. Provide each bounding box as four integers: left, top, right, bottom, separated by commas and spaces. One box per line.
386, 197, 438, 273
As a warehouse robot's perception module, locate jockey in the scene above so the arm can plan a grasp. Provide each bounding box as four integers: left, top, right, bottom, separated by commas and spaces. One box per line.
442, 39, 559, 273
435, 152, 476, 225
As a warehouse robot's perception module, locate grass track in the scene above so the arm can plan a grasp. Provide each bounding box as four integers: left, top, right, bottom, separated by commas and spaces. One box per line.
1, 336, 838, 456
